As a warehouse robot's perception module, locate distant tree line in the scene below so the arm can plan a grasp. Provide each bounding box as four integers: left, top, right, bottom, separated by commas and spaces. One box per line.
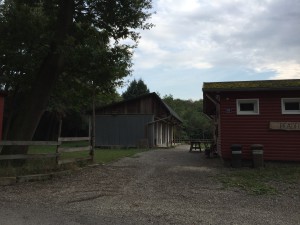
35, 79, 212, 141
162, 95, 212, 140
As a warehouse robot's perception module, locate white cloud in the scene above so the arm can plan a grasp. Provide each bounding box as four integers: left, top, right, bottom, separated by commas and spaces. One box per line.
122, 0, 300, 99
133, 38, 169, 69
265, 62, 300, 79
157, 0, 201, 13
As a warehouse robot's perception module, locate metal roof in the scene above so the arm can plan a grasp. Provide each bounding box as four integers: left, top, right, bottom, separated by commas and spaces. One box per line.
95, 92, 183, 123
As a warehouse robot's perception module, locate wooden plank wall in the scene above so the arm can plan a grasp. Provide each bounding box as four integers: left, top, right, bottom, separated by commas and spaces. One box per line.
219, 91, 300, 161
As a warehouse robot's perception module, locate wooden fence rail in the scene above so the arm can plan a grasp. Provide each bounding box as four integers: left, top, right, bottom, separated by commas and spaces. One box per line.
0, 141, 60, 146
0, 153, 59, 160
56, 137, 93, 165
0, 138, 93, 165
58, 137, 90, 142
173, 139, 214, 143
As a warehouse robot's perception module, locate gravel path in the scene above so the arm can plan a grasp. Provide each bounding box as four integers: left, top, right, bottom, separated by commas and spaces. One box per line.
0, 145, 299, 225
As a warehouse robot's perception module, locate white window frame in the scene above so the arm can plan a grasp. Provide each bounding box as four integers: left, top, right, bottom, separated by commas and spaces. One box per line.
281, 98, 300, 114
236, 99, 259, 115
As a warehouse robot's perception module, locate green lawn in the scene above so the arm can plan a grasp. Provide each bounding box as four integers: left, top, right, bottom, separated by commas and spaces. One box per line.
0, 143, 148, 177
58, 148, 146, 164
218, 163, 300, 195
29, 141, 148, 164
28, 140, 90, 154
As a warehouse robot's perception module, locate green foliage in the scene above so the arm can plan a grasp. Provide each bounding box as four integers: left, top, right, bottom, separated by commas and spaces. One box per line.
163, 95, 212, 139
218, 164, 300, 195
0, 0, 52, 92
0, 0, 154, 141
122, 79, 150, 100
219, 171, 278, 195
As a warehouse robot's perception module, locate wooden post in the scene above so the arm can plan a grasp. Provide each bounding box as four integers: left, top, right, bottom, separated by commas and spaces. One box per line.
56, 118, 62, 166
89, 115, 95, 162
170, 124, 175, 146
90, 87, 96, 162
166, 123, 169, 148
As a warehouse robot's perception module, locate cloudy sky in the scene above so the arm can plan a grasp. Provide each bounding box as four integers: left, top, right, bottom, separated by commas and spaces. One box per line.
118, 0, 300, 100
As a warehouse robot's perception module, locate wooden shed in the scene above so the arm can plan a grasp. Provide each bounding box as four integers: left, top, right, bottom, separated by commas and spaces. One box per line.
94, 92, 182, 148
203, 79, 300, 161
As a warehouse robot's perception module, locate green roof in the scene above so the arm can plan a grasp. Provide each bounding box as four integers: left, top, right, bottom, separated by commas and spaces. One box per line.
203, 79, 300, 91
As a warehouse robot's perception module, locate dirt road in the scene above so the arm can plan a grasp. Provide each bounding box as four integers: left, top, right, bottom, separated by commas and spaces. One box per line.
0, 145, 299, 225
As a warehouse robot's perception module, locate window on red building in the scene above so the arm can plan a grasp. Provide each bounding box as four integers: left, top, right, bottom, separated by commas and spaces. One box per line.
282, 98, 300, 114
236, 99, 259, 115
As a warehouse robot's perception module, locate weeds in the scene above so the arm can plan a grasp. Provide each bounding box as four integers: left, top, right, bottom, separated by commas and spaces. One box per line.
218, 163, 300, 195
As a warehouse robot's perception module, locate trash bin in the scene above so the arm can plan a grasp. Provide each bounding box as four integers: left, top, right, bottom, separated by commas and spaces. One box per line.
205, 148, 211, 158
231, 144, 242, 168
251, 144, 264, 168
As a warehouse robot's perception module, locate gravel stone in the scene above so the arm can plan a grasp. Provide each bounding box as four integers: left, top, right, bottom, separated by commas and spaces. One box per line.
0, 145, 299, 225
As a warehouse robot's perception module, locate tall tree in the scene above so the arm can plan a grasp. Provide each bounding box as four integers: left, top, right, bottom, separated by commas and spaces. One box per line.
0, 0, 153, 155
122, 79, 150, 100
163, 95, 212, 139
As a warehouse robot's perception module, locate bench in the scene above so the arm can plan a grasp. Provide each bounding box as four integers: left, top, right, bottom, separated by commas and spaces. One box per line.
189, 141, 202, 152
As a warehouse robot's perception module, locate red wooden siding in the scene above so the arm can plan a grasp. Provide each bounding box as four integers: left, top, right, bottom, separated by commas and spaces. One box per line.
219, 91, 300, 161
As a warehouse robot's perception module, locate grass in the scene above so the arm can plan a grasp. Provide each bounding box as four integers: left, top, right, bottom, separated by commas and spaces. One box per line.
28, 141, 90, 154
0, 142, 148, 177
28, 141, 145, 163
218, 163, 300, 195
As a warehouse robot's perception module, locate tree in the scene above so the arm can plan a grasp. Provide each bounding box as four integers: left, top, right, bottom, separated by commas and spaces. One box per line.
163, 95, 212, 139
0, 0, 153, 155
122, 79, 150, 100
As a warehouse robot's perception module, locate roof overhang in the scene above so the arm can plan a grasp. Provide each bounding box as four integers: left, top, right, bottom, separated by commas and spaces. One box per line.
203, 79, 300, 93
93, 92, 183, 124
202, 79, 300, 117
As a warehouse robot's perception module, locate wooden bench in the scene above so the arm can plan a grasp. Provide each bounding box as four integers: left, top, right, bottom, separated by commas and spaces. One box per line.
189, 141, 202, 152
189, 139, 214, 153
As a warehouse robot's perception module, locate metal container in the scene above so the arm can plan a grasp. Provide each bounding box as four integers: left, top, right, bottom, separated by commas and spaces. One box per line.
231, 144, 242, 168
251, 144, 264, 168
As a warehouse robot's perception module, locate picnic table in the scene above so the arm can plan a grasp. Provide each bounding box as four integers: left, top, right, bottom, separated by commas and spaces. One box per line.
189, 139, 213, 152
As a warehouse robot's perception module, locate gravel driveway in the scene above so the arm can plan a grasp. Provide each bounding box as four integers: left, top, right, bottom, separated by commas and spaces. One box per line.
0, 145, 299, 225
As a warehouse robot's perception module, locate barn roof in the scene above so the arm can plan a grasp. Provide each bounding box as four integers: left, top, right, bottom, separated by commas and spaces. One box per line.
203, 79, 300, 92
95, 92, 183, 123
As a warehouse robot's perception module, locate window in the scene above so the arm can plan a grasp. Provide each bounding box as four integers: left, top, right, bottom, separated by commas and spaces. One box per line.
282, 98, 300, 114
236, 99, 259, 115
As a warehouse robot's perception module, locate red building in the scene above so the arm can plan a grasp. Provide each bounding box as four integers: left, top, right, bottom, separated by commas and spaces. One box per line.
203, 79, 300, 161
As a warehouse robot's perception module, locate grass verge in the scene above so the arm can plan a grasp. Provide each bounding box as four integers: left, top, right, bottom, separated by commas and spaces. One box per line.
218, 163, 300, 195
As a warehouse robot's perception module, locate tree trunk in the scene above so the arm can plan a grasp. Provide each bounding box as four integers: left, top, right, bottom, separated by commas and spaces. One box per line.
1, 0, 75, 156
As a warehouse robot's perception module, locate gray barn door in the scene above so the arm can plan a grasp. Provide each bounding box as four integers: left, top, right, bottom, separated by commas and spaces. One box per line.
95, 115, 154, 147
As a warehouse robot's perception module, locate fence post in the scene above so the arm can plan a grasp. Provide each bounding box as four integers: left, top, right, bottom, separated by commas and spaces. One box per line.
92, 85, 96, 161
56, 119, 62, 166
89, 115, 94, 162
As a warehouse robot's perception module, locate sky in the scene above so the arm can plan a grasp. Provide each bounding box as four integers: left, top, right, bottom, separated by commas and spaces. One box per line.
118, 0, 300, 100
